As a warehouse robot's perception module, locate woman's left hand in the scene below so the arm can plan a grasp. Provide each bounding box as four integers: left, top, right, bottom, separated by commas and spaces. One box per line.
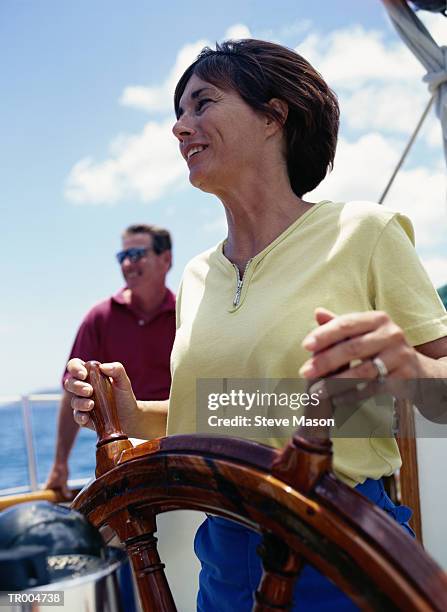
299, 307, 424, 381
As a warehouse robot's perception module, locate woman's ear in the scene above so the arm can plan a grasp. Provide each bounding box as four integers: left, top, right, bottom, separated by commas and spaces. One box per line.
265, 98, 288, 133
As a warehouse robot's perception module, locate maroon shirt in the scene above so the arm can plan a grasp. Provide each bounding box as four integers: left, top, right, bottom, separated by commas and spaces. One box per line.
63, 288, 176, 400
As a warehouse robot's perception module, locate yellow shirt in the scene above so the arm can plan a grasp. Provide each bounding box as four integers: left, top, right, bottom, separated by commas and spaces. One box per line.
168, 201, 447, 485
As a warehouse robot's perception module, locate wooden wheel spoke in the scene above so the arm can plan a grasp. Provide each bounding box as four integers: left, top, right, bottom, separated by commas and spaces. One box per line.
107, 507, 176, 612
70, 361, 447, 612
254, 532, 304, 611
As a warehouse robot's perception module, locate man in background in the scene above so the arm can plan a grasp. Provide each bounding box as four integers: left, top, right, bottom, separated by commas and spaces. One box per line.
45, 223, 175, 495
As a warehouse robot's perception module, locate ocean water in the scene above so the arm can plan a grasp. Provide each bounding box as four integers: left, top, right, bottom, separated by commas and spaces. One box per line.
0, 400, 97, 491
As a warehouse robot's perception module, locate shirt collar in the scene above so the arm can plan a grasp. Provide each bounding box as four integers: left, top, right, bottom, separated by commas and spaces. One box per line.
112, 287, 176, 315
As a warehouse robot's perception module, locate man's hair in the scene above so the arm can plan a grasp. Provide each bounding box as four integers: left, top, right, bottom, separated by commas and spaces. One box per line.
174, 39, 339, 197
123, 224, 172, 255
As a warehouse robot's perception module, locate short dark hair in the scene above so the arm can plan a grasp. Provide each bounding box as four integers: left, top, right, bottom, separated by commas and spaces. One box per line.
174, 39, 339, 197
123, 224, 172, 255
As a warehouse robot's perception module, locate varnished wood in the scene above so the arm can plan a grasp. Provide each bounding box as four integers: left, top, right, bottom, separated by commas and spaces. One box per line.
396, 399, 423, 543
254, 533, 304, 611
107, 508, 176, 612
85, 361, 133, 477
84, 363, 175, 610
0, 487, 81, 510
73, 445, 447, 611
71, 369, 447, 611
271, 435, 332, 494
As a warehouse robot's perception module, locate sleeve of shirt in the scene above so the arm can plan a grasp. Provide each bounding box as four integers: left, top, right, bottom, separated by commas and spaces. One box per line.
368, 213, 447, 346
61, 308, 104, 387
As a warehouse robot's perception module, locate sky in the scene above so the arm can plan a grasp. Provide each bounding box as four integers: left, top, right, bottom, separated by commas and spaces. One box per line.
1, 0, 446, 395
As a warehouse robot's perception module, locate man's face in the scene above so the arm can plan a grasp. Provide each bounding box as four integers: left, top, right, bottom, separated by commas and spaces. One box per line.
119, 232, 170, 291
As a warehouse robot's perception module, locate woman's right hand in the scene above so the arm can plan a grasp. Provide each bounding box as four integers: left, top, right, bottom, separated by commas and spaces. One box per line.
64, 358, 138, 431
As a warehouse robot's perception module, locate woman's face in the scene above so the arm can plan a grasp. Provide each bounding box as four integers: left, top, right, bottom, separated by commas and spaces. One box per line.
172, 74, 269, 194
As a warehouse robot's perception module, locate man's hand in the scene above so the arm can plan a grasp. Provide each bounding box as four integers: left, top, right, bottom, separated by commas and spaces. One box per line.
44, 462, 70, 499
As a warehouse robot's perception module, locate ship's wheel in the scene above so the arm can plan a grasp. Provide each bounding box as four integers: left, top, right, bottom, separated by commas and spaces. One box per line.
72, 363, 447, 611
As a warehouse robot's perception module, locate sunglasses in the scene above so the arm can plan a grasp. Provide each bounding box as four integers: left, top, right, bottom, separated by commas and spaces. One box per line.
116, 247, 151, 264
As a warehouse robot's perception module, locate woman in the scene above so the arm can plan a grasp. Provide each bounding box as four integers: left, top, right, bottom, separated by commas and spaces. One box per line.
67, 40, 447, 610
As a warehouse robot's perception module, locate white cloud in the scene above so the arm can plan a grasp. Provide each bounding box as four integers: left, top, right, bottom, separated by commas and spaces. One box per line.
310, 133, 446, 248
119, 24, 252, 115
339, 84, 428, 136
119, 40, 208, 114
422, 114, 445, 148
65, 118, 187, 204
65, 17, 445, 211
296, 23, 444, 152
421, 256, 447, 288
311, 132, 401, 203
224, 24, 251, 40
300, 15, 447, 257
299, 14, 447, 250
379, 166, 447, 248
65, 23, 255, 205
296, 26, 423, 89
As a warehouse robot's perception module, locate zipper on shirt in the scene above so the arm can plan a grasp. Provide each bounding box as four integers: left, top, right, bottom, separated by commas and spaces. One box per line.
233, 260, 252, 307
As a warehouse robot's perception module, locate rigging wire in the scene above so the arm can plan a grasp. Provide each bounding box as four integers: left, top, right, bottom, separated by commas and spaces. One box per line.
378, 94, 435, 204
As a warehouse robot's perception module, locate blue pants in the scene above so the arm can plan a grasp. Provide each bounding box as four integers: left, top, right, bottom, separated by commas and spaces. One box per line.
194, 478, 414, 611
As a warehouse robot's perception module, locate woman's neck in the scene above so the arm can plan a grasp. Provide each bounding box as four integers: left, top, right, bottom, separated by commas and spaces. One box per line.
220, 181, 313, 271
